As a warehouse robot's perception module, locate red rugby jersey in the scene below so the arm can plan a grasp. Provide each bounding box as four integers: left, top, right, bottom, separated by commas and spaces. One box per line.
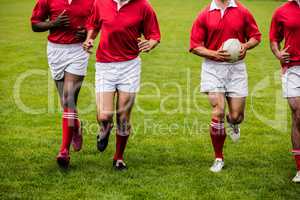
86, 0, 161, 63
190, 1, 261, 61
31, 0, 94, 44
270, 1, 300, 69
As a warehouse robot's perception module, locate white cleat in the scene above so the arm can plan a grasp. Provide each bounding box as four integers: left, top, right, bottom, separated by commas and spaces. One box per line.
292, 171, 300, 183
228, 122, 240, 142
210, 158, 225, 173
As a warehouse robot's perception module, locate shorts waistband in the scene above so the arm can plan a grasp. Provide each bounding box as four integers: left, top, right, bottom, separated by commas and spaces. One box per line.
96, 56, 141, 65
204, 58, 244, 65
47, 41, 82, 48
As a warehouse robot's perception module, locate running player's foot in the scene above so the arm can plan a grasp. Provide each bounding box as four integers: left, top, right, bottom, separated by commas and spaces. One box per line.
210, 158, 224, 173
72, 121, 83, 152
97, 128, 112, 152
227, 116, 240, 142
292, 171, 300, 183
113, 159, 127, 171
56, 149, 70, 169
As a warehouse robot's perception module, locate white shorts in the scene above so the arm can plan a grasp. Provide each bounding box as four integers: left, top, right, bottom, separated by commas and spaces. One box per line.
47, 41, 89, 80
200, 59, 248, 97
95, 57, 141, 93
282, 66, 300, 98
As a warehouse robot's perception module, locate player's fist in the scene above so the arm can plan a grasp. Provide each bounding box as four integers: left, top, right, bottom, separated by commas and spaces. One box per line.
83, 39, 94, 54
50, 10, 70, 29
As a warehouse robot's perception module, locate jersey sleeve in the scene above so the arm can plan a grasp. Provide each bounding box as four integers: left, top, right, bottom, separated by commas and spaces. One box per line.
86, 1, 102, 31
269, 9, 284, 43
190, 12, 207, 51
31, 0, 49, 24
142, 4, 161, 41
244, 9, 261, 42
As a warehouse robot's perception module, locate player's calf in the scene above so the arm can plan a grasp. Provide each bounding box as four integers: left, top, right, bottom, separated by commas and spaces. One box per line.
97, 114, 114, 152
113, 118, 131, 171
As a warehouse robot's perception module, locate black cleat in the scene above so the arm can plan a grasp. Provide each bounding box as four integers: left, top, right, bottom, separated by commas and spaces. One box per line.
97, 134, 110, 152
97, 124, 113, 152
113, 160, 127, 171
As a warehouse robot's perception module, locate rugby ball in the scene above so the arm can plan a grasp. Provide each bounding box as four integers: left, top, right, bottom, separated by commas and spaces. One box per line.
222, 39, 241, 63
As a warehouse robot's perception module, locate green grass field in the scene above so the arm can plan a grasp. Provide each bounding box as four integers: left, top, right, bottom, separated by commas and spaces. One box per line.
1, 0, 299, 199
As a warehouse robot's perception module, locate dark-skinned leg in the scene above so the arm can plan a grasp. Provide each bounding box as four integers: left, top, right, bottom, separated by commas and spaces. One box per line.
58, 72, 84, 161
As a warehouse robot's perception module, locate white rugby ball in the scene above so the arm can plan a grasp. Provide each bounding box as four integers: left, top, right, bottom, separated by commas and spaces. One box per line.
222, 38, 241, 63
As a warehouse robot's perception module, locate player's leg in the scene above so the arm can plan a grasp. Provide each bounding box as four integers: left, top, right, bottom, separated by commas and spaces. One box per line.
96, 92, 115, 152
226, 97, 246, 142
288, 97, 300, 182
55, 79, 64, 107
57, 72, 84, 167
113, 91, 135, 170
208, 92, 226, 173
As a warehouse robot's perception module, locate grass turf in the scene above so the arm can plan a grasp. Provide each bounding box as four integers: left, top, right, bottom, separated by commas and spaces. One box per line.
0, 0, 299, 199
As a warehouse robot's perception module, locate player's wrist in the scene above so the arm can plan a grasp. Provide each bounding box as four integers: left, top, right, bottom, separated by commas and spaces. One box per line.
48, 20, 57, 29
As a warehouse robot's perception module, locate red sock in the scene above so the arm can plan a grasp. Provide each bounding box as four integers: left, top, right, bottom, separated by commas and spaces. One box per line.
60, 108, 77, 152
113, 133, 129, 161
292, 149, 300, 171
210, 118, 226, 160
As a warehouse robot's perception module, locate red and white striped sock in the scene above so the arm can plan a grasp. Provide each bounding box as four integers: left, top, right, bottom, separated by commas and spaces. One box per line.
60, 108, 78, 152
292, 149, 300, 171
210, 118, 226, 160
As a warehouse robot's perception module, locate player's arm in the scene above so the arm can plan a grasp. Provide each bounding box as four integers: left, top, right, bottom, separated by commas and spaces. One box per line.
270, 41, 290, 64
239, 9, 262, 60
31, 0, 70, 33
189, 13, 230, 62
191, 46, 231, 62
83, 29, 99, 53
269, 10, 290, 63
32, 11, 70, 32
139, 4, 161, 53
239, 38, 260, 60
138, 39, 159, 53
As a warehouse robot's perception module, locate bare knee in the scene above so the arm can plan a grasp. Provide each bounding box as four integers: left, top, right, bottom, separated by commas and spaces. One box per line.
62, 92, 75, 109
229, 112, 244, 124
97, 114, 113, 125
292, 109, 300, 126
212, 107, 225, 121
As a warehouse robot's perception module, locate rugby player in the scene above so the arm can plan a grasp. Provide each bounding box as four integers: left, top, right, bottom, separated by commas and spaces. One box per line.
190, 0, 261, 172
31, 0, 94, 168
270, 0, 300, 183
83, 0, 161, 170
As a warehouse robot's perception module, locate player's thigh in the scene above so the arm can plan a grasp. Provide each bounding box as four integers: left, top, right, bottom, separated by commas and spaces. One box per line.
226, 97, 246, 117
116, 91, 136, 118
96, 92, 115, 117
288, 97, 300, 114
208, 92, 226, 118
63, 72, 84, 95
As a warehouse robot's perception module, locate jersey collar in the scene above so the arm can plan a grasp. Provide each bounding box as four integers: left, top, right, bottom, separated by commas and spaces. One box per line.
289, 0, 300, 7
209, 0, 237, 11
113, 0, 131, 11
